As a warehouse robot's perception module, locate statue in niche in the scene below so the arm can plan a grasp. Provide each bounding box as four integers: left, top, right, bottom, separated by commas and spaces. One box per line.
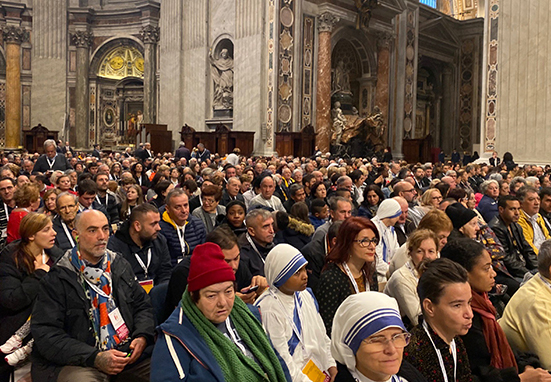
332, 102, 347, 145
332, 60, 351, 94
209, 48, 234, 109
354, 0, 378, 31
127, 113, 136, 137
366, 106, 385, 138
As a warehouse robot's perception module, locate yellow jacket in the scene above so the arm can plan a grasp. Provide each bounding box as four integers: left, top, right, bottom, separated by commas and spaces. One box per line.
518, 211, 550, 255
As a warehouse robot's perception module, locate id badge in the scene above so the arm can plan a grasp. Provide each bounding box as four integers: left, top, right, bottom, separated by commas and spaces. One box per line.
108, 307, 130, 342
302, 358, 330, 382
1, 228, 6, 238
139, 279, 154, 293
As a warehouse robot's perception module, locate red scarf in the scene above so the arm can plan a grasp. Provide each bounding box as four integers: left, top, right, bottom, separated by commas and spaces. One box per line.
470, 290, 517, 371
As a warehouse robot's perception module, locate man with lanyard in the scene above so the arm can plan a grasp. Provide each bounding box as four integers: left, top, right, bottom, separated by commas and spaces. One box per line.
238, 208, 276, 277
94, 172, 120, 227
158, 188, 206, 266
31, 209, 154, 381
77, 179, 109, 216
0, 177, 16, 248
108, 203, 172, 293
248, 174, 286, 212
52, 192, 80, 251
32, 139, 72, 174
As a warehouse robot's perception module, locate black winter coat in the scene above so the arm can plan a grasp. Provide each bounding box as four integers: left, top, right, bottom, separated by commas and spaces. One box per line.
107, 220, 172, 285
30, 250, 154, 382
52, 215, 75, 252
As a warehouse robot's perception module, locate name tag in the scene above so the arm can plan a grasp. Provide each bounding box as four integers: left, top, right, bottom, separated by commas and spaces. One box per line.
302, 358, 330, 382
108, 307, 129, 342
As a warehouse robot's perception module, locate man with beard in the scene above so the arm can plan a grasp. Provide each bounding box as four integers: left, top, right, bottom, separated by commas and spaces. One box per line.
108, 203, 172, 289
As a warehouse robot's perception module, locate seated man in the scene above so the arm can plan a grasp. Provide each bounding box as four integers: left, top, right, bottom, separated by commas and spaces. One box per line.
76, 179, 109, 219
517, 186, 550, 254
94, 172, 120, 226
108, 203, 172, 289
238, 208, 276, 277
282, 183, 308, 213
159, 188, 206, 266
52, 192, 79, 251
312, 196, 352, 242
31, 210, 154, 382
499, 240, 551, 369
219, 176, 244, 206
248, 174, 285, 212
163, 225, 267, 321
489, 195, 538, 279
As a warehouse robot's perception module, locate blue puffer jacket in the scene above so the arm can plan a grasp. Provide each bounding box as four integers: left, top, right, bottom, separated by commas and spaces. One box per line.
158, 206, 206, 266
151, 304, 291, 382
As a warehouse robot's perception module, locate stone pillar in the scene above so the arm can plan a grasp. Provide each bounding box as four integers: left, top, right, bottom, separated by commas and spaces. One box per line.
71, 31, 93, 149
374, 32, 393, 145
140, 25, 159, 124
440, 66, 453, 153
315, 12, 338, 154
3, 26, 27, 149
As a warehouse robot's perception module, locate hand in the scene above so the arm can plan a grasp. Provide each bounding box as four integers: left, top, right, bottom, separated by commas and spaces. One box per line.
250, 276, 268, 295
94, 349, 130, 375
34, 259, 50, 273
236, 291, 255, 304
127, 336, 147, 364
328, 366, 338, 382
520, 366, 551, 382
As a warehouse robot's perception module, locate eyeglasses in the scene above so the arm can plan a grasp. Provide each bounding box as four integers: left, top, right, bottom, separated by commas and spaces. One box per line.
353, 237, 379, 247
362, 332, 411, 352
403, 189, 416, 193
432, 196, 443, 200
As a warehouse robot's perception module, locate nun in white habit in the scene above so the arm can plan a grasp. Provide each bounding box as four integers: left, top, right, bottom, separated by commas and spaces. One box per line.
256, 243, 337, 381
331, 292, 426, 382
371, 199, 402, 282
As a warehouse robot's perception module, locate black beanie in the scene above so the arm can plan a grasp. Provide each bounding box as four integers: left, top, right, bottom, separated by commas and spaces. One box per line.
445, 203, 477, 230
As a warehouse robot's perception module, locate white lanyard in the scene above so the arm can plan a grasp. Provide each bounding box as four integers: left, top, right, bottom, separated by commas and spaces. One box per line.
225, 317, 248, 356
405, 260, 418, 279
61, 221, 75, 248
47, 156, 56, 169
342, 262, 367, 293
3, 203, 9, 222
134, 248, 152, 278
42, 250, 47, 265
84, 270, 113, 299
422, 321, 457, 382
176, 224, 187, 255
246, 233, 265, 264
96, 194, 109, 207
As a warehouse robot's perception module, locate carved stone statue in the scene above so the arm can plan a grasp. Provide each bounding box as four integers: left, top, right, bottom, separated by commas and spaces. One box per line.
332, 60, 351, 94
366, 106, 385, 138
210, 48, 234, 109
354, 0, 378, 31
332, 102, 347, 145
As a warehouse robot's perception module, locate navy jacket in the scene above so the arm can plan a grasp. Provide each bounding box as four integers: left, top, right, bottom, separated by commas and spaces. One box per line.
151, 303, 291, 382
158, 206, 206, 266
477, 195, 499, 223
32, 154, 72, 174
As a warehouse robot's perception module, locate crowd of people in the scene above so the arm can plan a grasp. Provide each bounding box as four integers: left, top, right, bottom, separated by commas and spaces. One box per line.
1, 138, 551, 382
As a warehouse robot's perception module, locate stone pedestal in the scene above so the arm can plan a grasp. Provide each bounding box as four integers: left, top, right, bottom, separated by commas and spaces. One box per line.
71, 31, 93, 149
4, 26, 27, 149
140, 25, 159, 124
375, 32, 393, 145
315, 12, 338, 154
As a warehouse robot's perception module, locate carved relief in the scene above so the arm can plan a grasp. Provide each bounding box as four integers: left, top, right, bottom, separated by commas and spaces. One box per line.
318, 12, 339, 33
354, 0, 378, 31
301, 15, 315, 127
71, 31, 93, 47
140, 25, 160, 44
209, 41, 234, 110
277, 0, 295, 132
2, 26, 29, 44
484, 0, 499, 152
403, 9, 417, 139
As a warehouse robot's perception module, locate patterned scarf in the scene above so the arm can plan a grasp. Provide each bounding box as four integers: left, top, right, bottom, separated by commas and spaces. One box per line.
181, 288, 287, 382
70, 247, 126, 351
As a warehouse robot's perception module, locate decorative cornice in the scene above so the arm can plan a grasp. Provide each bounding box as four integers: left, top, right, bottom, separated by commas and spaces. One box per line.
2, 26, 29, 44
71, 31, 93, 47
140, 25, 160, 44
318, 12, 339, 33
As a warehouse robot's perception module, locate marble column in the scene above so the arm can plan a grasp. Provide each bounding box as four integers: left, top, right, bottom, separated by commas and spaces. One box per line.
3, 26, 27, 149
315, 12, 338, 154
375, 32, 393, 145
140, 25, 159, 124
440, 66, 453, 153
71, 31, 93, 149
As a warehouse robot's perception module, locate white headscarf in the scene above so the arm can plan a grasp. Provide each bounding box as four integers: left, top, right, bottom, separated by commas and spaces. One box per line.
331, 292, 407, 375
264, 243, 308, 288
376, 198, 402, 220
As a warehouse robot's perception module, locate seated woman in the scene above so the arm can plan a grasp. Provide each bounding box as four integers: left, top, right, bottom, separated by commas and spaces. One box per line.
120, 184, 145, 222
37, 188, 61, 217
332, 292, 426, 382
255, 243, 337, 381
151, 242, 290, 382
441, 238, 549, 382
408, 188, 442, 226
192, 184, 226, 234
276, 202, 314, 251
0, 213, 61, 378
384, 229, 439, 328
316, 217, 379, 337
216, 200, 247, 236
357, 184, 385, 219
7, 183, 41, 243
148, 180, 174, 209
404, 258, 474, 382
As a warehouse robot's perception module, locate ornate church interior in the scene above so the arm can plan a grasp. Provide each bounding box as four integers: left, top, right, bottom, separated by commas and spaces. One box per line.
0, 0, 542, 162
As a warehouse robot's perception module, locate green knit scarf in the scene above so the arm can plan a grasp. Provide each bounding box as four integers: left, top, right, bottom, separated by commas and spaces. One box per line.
181, 288, 287, 382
